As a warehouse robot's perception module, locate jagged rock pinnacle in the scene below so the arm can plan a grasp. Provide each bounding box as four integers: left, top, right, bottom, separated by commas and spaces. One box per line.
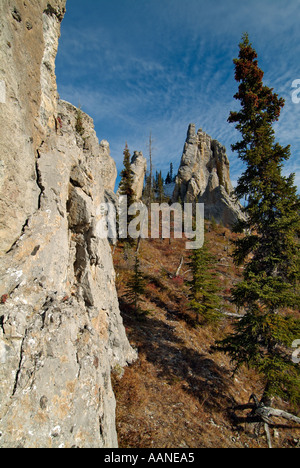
173, 125, 245, 226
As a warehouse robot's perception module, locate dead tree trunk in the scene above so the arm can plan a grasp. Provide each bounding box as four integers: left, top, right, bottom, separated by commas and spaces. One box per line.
233, 394, 300, 448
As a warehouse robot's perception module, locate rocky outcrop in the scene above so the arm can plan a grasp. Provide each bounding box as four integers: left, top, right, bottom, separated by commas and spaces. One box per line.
130, 151, 147, 201
99, 140, 117, 192
0, 1, 136, 448
116, 151, 146, 203
173, 124, 244, 226
0, 0, 66, 255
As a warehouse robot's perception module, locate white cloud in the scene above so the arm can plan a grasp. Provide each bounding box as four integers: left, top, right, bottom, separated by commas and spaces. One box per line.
56, 0, 300, 190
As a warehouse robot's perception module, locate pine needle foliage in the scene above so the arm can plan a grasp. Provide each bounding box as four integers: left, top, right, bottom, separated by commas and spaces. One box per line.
156, 171, 165, 204
75, 108, 85, 137
119, 143, 136, 207
119, 143, 136, 245
188, 242, 222, 325
124, 255, 146, 317
216, 34, 300, 406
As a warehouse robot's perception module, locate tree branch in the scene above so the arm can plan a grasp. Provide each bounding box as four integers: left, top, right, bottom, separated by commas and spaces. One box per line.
175, 256, 184, 277
264, 423, 273, 449
263, 408, 300, 425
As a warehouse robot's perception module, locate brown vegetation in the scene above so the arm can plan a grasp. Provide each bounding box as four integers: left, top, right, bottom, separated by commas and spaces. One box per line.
112, 222, 300, 448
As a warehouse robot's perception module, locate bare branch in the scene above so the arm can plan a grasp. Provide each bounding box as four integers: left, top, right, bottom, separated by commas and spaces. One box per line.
264, 408, 300, 425
175, 256, 184, 277
264, 423, 273, 449
221, 311, 244, 319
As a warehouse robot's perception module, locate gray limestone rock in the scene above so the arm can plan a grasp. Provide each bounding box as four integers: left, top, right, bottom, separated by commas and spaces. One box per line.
117, 151, 147, 202
130, 151, 147, 201
173, 125, 245, 227
0, 1, 136, 449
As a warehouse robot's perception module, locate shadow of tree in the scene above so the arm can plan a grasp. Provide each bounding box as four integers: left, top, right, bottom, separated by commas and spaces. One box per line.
119, 297, 235, 415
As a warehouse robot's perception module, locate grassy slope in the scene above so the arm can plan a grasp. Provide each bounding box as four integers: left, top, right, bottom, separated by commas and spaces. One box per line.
112, 223, 300, 449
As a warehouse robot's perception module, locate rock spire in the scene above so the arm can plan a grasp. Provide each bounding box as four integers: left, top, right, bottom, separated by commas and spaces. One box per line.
173, 124, 244, 226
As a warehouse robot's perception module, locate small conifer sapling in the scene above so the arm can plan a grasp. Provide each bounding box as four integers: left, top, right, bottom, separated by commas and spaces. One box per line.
188, 242, 222, 325
124, 255, 146, 317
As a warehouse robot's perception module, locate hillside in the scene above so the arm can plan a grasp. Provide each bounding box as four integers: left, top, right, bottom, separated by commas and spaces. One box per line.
112, 223, 300, 449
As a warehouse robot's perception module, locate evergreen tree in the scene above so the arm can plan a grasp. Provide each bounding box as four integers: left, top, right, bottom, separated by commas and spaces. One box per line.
144, 173, 153, 205
157, 171, 165, 204
154, 171, 159, 192
165, 163, 175, 185
119, 143, 136, 245
119, 143, 135, 206
124, 255, 146, 316
170, 162, 174, 182
75, 107, 85, 137
217, 34, 300, 406
188, 242, 221, 325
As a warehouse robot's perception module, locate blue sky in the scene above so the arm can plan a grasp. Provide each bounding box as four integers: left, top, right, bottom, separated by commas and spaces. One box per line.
56, 0, 300, 190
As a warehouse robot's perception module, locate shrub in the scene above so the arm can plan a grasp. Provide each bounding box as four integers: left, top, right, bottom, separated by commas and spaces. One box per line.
75, 108, 85, 137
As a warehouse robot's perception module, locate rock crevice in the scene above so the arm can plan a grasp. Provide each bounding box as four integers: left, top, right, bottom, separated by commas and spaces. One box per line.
173, 124, 245, 226
0, 1, 136, 448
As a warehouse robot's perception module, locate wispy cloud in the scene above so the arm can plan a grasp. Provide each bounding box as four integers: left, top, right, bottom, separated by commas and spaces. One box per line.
56, 0, 300, 188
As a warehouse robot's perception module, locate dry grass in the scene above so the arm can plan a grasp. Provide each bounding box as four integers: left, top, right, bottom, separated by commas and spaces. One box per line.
112, 222, 300, 449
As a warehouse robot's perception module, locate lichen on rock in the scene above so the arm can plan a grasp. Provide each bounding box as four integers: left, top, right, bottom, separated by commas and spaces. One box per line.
0, 0, 136, 448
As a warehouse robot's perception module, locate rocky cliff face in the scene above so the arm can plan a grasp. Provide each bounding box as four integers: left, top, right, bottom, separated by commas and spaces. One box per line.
173, 124, 244, 226
0, 1, 136, 448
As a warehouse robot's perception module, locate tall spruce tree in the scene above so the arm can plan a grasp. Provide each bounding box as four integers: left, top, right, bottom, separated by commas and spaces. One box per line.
217, 34, 300, 406
119, 143, 136, 244
119, 143, 135, 206
188, 242, 222, 325
157, 171, 165, 204
165, 172, 171, 185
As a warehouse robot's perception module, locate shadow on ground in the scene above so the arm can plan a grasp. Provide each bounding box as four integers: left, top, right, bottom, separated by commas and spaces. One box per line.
119, 297, 235, 414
